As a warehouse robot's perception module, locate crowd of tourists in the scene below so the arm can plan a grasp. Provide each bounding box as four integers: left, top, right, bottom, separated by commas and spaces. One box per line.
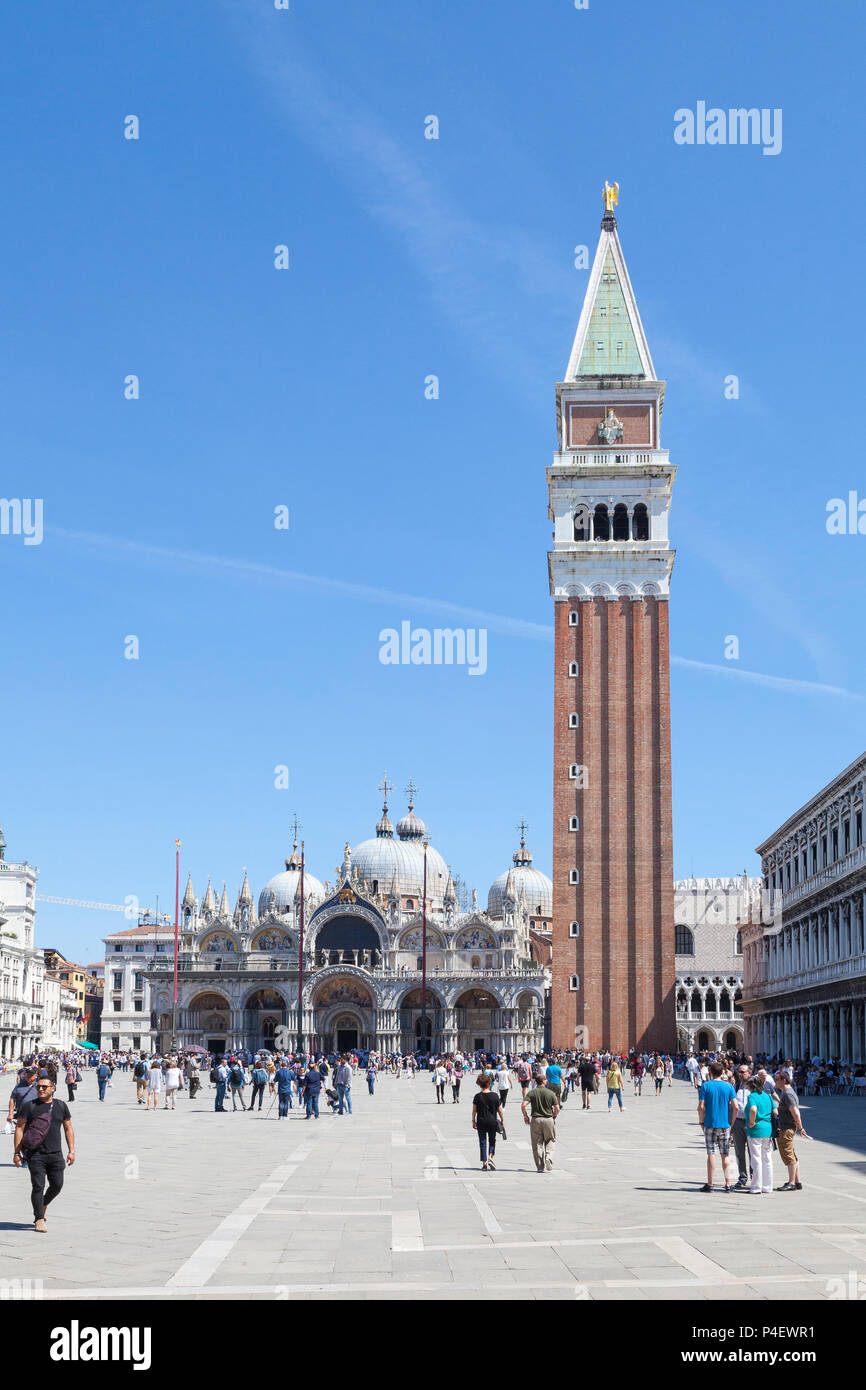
4, 1036, 862, 1232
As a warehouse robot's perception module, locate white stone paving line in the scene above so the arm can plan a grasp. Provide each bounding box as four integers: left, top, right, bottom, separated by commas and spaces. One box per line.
164, 1144, 314, 1289
654, 1235, 735, 1283
390, 1210, 423, 1251
33, 1272, 837, 1299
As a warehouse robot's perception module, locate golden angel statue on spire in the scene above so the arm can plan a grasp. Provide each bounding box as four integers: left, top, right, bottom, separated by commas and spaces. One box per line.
603, 180, 619, 213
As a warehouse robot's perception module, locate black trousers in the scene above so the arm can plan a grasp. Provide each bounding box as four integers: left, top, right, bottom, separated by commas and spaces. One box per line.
67, 1086, 75, 1102
28, 1152, 65, 1220
250, 1082, 265, 1110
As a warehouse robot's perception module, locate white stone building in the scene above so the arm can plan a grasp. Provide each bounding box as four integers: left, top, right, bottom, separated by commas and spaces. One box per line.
124, 791, 549, 1057
0, 826, 45, 1058
742, 751, 866, 1063
674, 876, 761, 1052
43, 975, 80, 1051
101, 916, 173, 1052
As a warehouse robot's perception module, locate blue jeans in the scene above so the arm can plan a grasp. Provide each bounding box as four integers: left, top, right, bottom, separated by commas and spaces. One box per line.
608, 1088, 623, 1110
305, 1092, 319, 1118
215, 1081, 227, 1111
250, 1082, 265, 1110
97, 1078, 108, 1101
336, 1083, 352, 1114
278, 1091, 292, 1117
367, 1079, 375, 1094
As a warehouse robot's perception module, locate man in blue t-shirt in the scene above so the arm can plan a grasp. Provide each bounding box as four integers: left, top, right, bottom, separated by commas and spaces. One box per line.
545, 1058, 564, 1105
698, 1061, 737, 1192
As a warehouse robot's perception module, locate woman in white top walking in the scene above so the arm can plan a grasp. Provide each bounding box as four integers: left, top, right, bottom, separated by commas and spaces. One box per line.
163, 1060, 182, 1110
496, 1064, 512, 1109
146, 1059, 163, 1111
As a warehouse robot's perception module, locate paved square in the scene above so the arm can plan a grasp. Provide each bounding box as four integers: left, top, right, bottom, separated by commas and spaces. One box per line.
3, 1072, 866, 1300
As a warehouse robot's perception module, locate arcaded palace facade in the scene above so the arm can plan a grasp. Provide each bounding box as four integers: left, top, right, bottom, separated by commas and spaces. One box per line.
743, 751, 866, 1063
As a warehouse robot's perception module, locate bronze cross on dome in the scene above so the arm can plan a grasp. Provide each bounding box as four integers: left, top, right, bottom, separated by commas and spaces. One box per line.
377, 772, 393, 807
404, 777, 418, 809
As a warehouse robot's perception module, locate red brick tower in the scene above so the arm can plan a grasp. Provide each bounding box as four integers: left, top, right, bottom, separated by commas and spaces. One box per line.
548, 190, 676, 1054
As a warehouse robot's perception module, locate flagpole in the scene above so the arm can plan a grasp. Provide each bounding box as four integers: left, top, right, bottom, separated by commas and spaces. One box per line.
421, 836, 429, 1055
297, 841, 305, 1058
171, 839, 180, 1054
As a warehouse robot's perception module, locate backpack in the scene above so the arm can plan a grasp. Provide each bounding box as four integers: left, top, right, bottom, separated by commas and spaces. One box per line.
133, 1061, 147, 1080
209, 1066, 219, 1084
20, 1103, 56, 1151
230, 1065, 244, 1085
97, 1064, 109, 1079
517, 1062, 531, 1081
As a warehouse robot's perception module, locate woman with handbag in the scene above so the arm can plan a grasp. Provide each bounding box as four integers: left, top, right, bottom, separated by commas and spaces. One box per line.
472, 1073, 504, 1171
64, 1062, 78, 1103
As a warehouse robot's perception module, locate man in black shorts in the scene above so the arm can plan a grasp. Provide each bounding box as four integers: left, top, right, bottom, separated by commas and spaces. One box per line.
578, 1056, 597, 1110
13, 1073, 75, 1232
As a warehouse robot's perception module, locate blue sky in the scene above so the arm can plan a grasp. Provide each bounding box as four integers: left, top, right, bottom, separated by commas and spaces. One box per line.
2, 0, 864, 965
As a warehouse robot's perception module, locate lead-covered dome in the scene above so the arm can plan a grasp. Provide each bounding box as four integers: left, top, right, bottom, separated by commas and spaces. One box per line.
351, 792, 450, 906
487, 830, 552, 920
257, 839, 324, 916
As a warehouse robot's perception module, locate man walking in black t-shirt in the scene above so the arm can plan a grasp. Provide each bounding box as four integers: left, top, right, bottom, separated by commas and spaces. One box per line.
13, 1074, 75, 1232
578, 1057, 597, 1110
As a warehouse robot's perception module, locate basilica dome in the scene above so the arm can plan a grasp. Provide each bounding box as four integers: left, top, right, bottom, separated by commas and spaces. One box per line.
351, 793, 450, 907
487, 831, 552, 920
257, 840, 324, 916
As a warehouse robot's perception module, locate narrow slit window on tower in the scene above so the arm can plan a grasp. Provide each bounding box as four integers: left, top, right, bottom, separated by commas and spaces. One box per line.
569, 661, 579, 677
569, 975, 580, 992
569, 712, 579, 728
569, 816, 579, 832
568, 921, 580, 937
632, 503, 649, 541
568, 609, 579, 626
569, 869, 580, 885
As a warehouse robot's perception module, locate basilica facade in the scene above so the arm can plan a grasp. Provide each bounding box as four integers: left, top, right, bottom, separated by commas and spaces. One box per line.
131, 792, 551, 1058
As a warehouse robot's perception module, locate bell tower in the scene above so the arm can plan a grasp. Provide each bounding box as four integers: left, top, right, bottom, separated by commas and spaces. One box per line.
549, 185, 676, 1054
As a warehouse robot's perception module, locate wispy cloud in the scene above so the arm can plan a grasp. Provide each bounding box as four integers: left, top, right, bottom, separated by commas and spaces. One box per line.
51, 526, 862, 700
49, 526, 552, 642
671, 654, 862, 701
222, 0, 569, 390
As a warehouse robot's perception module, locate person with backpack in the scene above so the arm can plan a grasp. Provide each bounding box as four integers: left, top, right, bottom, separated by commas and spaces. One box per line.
249, 1060, 268, 1112
133, 1057, 149, 1105
229, 1059, 247, 1111
95, 1058, 112, 1102
516, 1058, 532, 1097
13, 1073, 75, 1233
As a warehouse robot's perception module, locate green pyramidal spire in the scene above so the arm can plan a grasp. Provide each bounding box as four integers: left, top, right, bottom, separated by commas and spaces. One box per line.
575, 247, 644, 376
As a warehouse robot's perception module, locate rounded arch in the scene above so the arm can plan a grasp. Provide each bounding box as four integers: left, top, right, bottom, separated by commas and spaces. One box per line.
612, 502, 629, 541
455, 925, 497, 950
308, 900, 389, 956
398, 984, 446, 1009
632, 502, 649, 540
592, 503, 610, 541
188, 990, 232, 1012
398, 924, 444, 951
696, 1029, 712, 1051
675, 924, 695, 956
454, 986, 504, 1009
724, 1027, 743, 1050
251, 927, 294, 952
199, 929, 241, 954
306, 968, 375, 1009
517, 987, 545, 1010
243, 986, 290, 1011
